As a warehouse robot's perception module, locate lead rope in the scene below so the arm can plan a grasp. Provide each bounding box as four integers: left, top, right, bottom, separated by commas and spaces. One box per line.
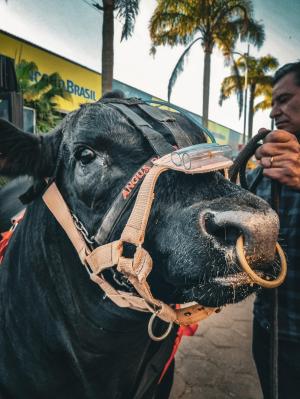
270, 181, 281, 399
230, 132, 280, 399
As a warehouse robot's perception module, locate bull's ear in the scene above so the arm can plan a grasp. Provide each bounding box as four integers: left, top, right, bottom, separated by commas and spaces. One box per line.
0, 118, 62, 178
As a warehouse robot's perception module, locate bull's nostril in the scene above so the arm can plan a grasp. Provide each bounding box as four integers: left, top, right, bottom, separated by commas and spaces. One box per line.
204, 214, 241, 246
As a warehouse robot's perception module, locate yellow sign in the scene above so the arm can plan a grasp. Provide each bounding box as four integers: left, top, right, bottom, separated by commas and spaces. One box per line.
0, 31, 101, 112
150, 97, 179, 113
207, 120, 230, 145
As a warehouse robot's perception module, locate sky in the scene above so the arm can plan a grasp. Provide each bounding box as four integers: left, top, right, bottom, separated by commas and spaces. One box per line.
1, 0, 300, 135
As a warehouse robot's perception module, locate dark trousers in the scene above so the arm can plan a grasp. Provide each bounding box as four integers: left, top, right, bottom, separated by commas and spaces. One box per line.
252, 319, 300, 399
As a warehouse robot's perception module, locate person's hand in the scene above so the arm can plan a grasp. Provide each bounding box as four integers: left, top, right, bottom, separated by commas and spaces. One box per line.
255, 128, 300, 190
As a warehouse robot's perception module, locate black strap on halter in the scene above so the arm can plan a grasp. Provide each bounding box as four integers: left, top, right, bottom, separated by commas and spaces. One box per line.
94, 99, 196, 245
137, 103, 193, 148
109, 102, 174, 156
94, 157, 155, 244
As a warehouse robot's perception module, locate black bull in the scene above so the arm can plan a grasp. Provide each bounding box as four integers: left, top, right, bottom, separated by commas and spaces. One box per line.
0, 94, 279, 399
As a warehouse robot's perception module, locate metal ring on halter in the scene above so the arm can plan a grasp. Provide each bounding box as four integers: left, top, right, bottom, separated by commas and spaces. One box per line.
148, 312, 173, 341
236, 235, 287, 288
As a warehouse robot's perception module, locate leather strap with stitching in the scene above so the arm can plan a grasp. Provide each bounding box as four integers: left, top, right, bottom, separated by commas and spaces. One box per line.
94, 157, 156, 245
42, 183, 91, 264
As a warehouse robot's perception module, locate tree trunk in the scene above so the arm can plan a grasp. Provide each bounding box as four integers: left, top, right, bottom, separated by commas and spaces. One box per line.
102, 0, 114, 95
247, 84, 255, 140
202, 51, 211, 128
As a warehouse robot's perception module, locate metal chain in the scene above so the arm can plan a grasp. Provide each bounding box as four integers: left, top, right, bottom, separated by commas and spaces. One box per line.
71, 213, 95, 246
111, 268, 133, 290
71, 214, 132, 291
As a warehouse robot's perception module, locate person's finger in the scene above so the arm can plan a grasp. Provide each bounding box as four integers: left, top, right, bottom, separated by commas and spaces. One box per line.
264, 130, 296, 143
263, 167, 300, 189
258, 127, 271, 136
260, 156, 274, 168
255, 142, 293, 159
260, 153, 300, 169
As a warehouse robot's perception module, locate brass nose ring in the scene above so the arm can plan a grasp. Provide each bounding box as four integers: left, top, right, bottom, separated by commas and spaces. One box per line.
236, 235, 287, 288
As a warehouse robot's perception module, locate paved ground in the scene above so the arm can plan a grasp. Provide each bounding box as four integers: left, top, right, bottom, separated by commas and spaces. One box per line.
170, 295, 263, 399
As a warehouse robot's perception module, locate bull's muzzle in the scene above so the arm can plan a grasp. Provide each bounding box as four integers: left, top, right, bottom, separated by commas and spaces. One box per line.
204, 208, 279, 263
202, 208, 287, 288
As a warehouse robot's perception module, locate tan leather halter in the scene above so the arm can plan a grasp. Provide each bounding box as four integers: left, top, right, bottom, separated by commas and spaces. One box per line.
42, 155, 233, 338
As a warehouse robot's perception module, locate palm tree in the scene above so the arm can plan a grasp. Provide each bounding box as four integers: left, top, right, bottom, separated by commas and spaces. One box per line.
93, 0, 140, 95
16, 59, 70, 132
254, 84, 272, 111
149, 0, 265, 128
219, 54, 278, 139
254, 85, 275, 130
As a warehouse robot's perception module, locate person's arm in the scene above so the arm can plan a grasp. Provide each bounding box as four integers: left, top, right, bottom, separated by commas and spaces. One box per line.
255, 128, 300, 190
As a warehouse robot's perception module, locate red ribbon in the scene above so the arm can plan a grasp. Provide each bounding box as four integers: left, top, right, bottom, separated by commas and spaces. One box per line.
0, 230, 14, 264
0, 212, 25, 264
158, 323, 198, 384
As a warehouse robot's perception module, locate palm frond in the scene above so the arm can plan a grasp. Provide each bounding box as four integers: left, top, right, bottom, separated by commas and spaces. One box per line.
149, 2, 197, 46
254, 80, 272, 97
220, 55, 245, 117
167, 37, 201, 102
219, 76, 239, 101
232, 57, 244, 117
254, 99, 271, 113
219, 75, 244, 118
92, 1, 103, 11
215, 21, 240, 56
116, 0, 140, 41
213, 0, 252, 30
257, 54, 279, 72
150, 15, 197, 46
238, 18, 265, 49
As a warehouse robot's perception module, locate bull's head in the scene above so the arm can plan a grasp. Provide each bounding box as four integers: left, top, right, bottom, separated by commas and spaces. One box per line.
0, 95, 282, 312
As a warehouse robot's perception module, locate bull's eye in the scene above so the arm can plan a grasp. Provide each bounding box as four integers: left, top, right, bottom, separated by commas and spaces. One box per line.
76, 148, 96, 165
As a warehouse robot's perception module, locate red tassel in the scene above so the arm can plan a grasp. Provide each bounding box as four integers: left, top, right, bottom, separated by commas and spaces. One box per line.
0, 211, 25, 264
0, 230, 14, 264
158, 316, 198, 383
